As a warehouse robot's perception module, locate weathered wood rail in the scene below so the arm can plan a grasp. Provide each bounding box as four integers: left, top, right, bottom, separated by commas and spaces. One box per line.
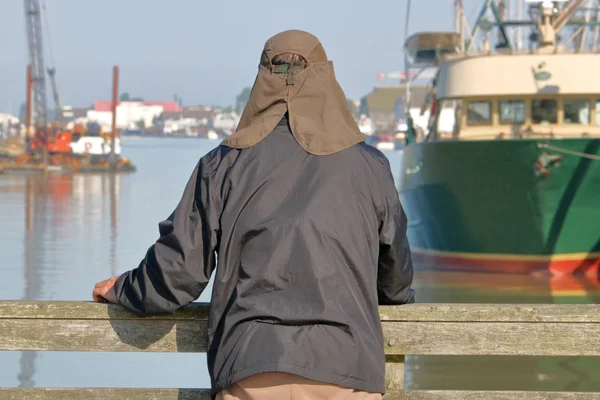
1, 301, 600, 399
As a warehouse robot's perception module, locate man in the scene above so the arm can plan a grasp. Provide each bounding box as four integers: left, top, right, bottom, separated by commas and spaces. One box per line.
93, 29, 414, 400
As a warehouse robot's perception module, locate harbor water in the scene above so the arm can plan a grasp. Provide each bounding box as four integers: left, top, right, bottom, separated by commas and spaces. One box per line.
1, 137, 599, 391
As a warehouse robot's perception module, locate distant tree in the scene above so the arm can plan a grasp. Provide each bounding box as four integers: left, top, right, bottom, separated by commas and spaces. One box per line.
221, 106, 234, 113
235, 87, 252, 114
171, 94, 184, 107
120, 92, 144, 102
19, 102, 27, 123
152, 113, 164, 127
136, 119, 146, 130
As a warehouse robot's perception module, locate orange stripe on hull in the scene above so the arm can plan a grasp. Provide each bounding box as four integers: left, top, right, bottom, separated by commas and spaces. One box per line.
412, 250, 600, 276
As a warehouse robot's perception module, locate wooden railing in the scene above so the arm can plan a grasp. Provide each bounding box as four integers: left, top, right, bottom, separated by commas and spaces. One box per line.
1, 301, 600, 399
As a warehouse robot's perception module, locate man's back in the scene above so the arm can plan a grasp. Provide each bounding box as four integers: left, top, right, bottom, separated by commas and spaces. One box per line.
96, 29, 414, 400
206, 116, 413, 393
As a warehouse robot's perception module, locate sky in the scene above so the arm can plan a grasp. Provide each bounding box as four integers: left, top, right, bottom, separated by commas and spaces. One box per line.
0, 0, 482, 113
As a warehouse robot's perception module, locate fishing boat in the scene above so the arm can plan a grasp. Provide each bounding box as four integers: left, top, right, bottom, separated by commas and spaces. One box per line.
398, 0, 600, 275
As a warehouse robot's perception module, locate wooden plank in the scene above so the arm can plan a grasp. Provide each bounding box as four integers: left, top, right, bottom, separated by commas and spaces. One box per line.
3, 301, 600, 323
379, 304, 600, 323
383, 391, 600, 399
3, 305, 600, 356
0, 319, 208, 352
0, 388, 210, 399
383, 322, 600, 356
0, 301, 208, 320
2, 389, 599, 400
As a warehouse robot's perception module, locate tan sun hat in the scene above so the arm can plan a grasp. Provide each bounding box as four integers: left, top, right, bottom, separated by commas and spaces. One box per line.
221, 30, 365, 155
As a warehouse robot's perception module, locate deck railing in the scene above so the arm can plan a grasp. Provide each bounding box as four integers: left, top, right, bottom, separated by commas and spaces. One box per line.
1, 301, 599, 399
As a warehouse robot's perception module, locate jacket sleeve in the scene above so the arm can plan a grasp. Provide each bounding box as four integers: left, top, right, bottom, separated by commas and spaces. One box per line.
377, 160, 415, 305
113, 155, 220, 314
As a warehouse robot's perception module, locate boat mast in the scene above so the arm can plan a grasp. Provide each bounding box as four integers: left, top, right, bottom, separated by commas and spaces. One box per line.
497, 1, 506, 45
465, 0, 595, 53
455, 0, 467, 52
455, 0, 462, 33
533, 0, 587, 51
517, 0, 524, 49
593, 0, 600, 51
467, 0, 513, 51
403, 0, 413, 108
509, 0, 520, 49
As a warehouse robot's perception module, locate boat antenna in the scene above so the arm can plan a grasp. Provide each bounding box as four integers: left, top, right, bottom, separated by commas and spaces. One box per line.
403, 0, 412, 108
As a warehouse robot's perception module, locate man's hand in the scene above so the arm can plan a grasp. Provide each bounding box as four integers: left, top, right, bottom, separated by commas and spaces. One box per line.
93, 276, 119, 303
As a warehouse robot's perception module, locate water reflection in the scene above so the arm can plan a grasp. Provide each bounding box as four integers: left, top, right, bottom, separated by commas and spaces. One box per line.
107, 173, 118, 276
413, 269, 600, 304
0, 138, 216, 389
19, 177, 40, 388
15, 173, 121, 388
409, 269, 600, 392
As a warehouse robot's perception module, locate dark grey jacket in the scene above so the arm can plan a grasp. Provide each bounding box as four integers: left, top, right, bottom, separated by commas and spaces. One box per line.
114, 116, 415, 395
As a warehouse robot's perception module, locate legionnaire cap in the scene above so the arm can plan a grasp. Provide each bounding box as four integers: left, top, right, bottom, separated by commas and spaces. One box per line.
221, 30, 365, 155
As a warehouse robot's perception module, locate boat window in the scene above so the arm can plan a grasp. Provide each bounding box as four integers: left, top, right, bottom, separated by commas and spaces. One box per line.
531, 99, 557, 124
435, 99, 462, 139
563, 99, 590, 124
466, 101, 491, 125
499, 100, 525, 124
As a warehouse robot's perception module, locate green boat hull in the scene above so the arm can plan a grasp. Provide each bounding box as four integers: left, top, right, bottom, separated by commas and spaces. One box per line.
397, 138, 600, 275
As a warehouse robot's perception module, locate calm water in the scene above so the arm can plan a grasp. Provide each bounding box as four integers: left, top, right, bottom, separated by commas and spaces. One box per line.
1, 137, 599, 391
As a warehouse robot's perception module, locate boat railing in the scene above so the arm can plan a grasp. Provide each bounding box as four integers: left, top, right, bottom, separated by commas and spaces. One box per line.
444, 46, 600, 62
1, 301, 600, 399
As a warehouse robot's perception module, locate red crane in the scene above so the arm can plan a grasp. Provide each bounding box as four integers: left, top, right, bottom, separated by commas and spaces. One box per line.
23, 0, 72, 164
24, 0, 49, 161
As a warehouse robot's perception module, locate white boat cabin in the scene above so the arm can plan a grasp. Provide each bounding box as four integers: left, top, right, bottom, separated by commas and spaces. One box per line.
404, 1, 600, 142
430, 52, 600, 140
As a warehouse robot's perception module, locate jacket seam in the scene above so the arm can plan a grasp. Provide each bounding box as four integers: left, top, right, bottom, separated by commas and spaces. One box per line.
205, 150, 223, 221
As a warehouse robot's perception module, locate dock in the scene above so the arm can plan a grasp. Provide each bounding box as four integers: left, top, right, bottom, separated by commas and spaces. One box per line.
0, 156, 136, 175
0, 64, 137, 177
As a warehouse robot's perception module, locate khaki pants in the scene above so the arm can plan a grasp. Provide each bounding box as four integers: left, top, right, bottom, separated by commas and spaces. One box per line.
216, 372, 382, 400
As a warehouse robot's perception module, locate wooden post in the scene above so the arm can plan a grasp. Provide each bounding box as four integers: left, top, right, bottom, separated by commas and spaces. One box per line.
110, 66, 119, 169
385, 355, 405, 391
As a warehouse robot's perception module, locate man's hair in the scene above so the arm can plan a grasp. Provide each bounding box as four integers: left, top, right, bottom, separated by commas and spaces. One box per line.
261, 52, 308, 72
